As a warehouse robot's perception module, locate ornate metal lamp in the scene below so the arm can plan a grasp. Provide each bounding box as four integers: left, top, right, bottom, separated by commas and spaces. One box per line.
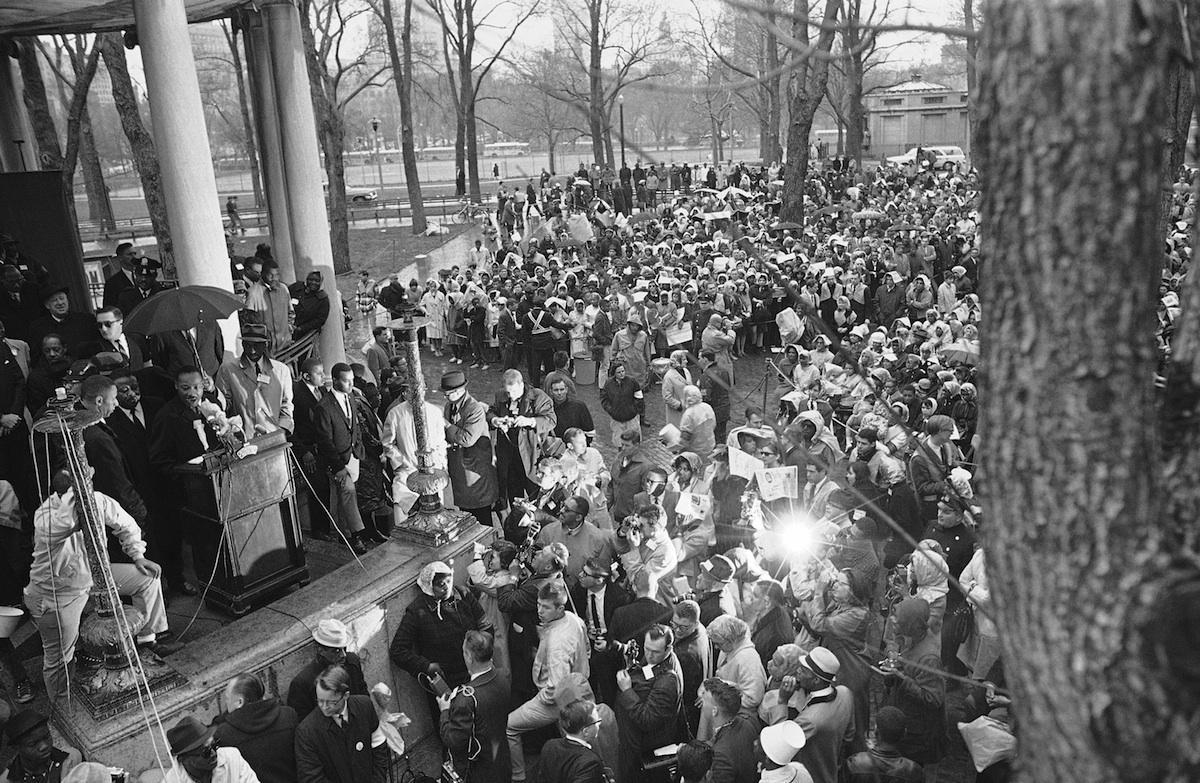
387, 302, 475, 546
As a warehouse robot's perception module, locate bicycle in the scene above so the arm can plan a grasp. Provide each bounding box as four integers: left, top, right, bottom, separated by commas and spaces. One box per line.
452, 200, 491, 225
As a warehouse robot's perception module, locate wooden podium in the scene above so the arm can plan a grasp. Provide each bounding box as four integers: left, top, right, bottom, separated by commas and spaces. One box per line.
178, 431, 309, 615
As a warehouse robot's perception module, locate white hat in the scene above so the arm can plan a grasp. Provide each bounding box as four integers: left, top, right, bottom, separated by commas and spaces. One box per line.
760, 720, 806, 764
313, 618, 351, 648
799, 646, 840, 682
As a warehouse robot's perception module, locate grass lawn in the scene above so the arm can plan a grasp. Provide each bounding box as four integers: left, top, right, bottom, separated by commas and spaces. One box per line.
344, 222, 469, 281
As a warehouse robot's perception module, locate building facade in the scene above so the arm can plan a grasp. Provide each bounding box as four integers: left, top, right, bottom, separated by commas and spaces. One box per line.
866, 78, 971, 159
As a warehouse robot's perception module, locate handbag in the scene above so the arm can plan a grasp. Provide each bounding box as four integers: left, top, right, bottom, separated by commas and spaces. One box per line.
946, 600, 975, 646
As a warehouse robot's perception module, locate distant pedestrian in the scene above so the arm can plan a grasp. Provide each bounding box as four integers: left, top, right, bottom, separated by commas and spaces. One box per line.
226, 196, 244, 235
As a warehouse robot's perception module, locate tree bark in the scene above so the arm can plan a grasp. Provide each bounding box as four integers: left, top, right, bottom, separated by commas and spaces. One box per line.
977, 2, 1200, 781
99, 33, 172, 269
226, 24, 264, 208
588, 0, 606, 166
845, 48, 865, 168
299, 8, 352, 275
380, 0, 427, 233
762, 0, 781, 165
77, 104, 115, 230
15, 39, 63, 171
963, 0, 979, 155
780, 0, 840, 224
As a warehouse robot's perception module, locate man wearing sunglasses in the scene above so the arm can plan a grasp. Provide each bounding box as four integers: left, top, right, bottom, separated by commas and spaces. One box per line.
163, 715, 257, 783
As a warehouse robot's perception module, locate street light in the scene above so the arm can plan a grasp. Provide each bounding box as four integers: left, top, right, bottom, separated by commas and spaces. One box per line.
371, 117, 384, 195
618, 94, 626, 168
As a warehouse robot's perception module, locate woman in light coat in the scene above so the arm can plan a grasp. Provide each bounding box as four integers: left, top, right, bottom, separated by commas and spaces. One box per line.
661, 349, 692, 428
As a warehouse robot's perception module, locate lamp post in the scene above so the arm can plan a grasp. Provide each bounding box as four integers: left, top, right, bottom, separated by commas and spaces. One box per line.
618, 94, 626, 168
371, 117, 384, 195
388, 305, 475, 546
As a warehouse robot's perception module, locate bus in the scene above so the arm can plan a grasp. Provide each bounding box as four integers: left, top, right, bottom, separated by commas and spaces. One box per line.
485, 141, 530, 157
417, 145, 457, 160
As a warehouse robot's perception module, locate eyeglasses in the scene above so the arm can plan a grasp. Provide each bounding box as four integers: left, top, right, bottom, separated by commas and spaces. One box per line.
182, 742, 217, 760
317, 694, 347, 707
97, 320, 120, 329
758, 451, 777, 458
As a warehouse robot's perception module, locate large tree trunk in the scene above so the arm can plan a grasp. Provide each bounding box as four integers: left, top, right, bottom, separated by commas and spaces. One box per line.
780, 0, 840, 224
15, 39, 63, 171
299, 12, 351, 275
588, 0, 606, 167
845, 51, 865, 168
226, 24, 264, 208
78, 104, 115, 230
763, 0, 781, 165
380, 0, 426, 233
977, 2, 1200, 781
1158, 58, 1193, 244
963, 0, 979, 155
99, 33, 172, 269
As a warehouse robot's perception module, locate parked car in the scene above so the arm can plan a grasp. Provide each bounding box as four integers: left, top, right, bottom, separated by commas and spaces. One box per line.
886, 145, 969, 171
346, 186, 379, 202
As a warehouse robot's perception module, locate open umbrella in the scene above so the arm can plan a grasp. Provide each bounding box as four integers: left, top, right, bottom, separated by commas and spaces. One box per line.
123, 285, 243, 335
941, 339, 980, 365
770, 221, 804, 231
852, 209, 885, 220
815, 204, 850, 216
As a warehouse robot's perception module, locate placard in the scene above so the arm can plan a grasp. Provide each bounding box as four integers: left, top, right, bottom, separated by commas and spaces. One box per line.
729, 447, 765, 480
675, 492, 713, 519
756, 466, 799, 501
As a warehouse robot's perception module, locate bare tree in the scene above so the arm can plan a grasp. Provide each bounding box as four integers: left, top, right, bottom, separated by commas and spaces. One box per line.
373, 0, 427, 234
509, 51, 582, 173
779, 0, 841, 224
301, 0, 390, 274
424, 0, 540, 203
535, 0, 672, 168
15, 39, 63, 170
98, 33, 172, 269
222, 21, 264, 208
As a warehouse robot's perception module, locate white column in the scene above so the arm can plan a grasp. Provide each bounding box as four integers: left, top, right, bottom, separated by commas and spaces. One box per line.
264, 0, 346, 365
132, 0, 238, 351
245, 13, 295, 283
0, 56, 33, 172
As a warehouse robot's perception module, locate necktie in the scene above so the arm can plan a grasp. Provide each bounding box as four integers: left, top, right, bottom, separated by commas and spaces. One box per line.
116, 337, 128, 358
590, 593, 601, 632
333, 713, 343, 728
129, 407, 144, 431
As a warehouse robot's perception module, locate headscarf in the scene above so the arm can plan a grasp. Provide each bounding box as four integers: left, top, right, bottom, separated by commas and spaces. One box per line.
417, 561, 455, 618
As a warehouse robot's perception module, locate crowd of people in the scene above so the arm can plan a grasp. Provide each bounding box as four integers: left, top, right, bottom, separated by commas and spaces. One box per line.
8, 143, 1184, 781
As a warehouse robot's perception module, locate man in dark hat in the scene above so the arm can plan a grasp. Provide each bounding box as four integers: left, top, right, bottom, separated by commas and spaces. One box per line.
0, 264, 41, 342
162, 715, 257, 783
215, 322, 295, 435
2, 709, 82, 782
116, 257, 167, 317
441, 369, 499, 527
29, 286, 93, 362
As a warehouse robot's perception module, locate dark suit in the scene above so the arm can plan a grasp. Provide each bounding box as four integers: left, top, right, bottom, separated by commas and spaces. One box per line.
0, 338, 34, 515
81, 418, 148, 526
615, 655, 683, 782
148, 396, 222, 580
155, 325, 224, 377
0, 283, 42, 342
529, 738, 607, 783
212, 698, 299, 783
286, 653, 369, 721
116, 282, 168, 317
103, 269, 137, 309
107, 398, 182, 584
571, 582, 631, 706
440, 668, 511, 783
294, 694, 387, 783
709, 713, 761, 783
77, 336, 145, 372
292, 381, 331, 535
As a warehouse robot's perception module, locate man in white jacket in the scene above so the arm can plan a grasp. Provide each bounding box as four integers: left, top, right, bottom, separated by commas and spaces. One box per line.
25, 469, 173, 702
505, 580, 590, 782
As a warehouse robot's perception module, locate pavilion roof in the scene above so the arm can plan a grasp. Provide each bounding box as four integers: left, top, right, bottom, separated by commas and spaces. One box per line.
0, 0, 245, 37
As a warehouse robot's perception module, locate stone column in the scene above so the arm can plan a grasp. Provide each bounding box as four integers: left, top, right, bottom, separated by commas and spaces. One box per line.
0, 54, 33, 172
132, 0, 238, 351
263, 0, 346, 365
244, 12, 295, 282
